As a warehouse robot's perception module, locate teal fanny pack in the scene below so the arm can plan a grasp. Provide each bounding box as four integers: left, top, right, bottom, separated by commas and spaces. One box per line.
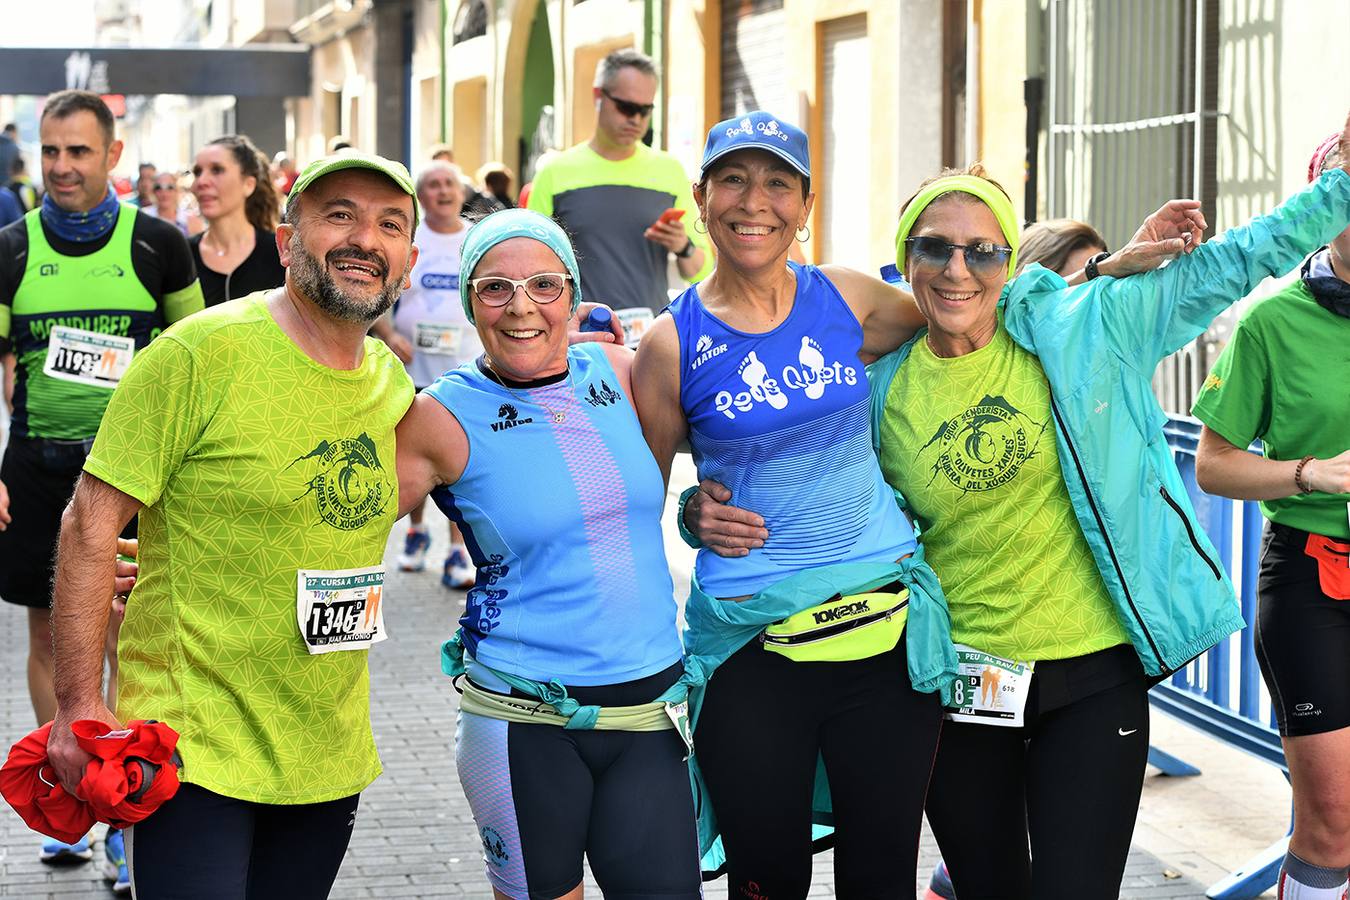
760, 581, 909, 662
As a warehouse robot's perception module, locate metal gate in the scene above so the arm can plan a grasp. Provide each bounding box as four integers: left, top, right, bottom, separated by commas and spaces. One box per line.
1045, 0, 1218, 414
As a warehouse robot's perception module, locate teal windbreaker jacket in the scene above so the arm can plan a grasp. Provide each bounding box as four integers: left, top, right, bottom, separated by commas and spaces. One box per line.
867, 169, 1350, 678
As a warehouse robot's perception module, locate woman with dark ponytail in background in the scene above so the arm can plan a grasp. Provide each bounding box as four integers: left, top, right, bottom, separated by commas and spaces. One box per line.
189, 134, 286, 306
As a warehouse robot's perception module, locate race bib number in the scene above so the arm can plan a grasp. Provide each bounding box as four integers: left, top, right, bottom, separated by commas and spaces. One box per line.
296, 566, 388, 654
614, 307, 654, 348
413, 321, 470, 356
43, 327, 134, 389
944, 644, 1035, 728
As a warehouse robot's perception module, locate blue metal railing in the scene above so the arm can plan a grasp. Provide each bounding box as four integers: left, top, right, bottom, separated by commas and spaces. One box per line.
1152, 416, 1287, 900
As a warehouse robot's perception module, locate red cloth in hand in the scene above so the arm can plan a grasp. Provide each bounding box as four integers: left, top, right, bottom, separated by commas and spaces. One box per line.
1, 719, 181, 841
71, 719, 181, 828
0, 722, 96, 844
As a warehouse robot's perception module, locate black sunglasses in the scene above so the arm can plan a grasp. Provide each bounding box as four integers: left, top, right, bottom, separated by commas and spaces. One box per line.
905, 236, 1013, 277
601, 88, 654, 119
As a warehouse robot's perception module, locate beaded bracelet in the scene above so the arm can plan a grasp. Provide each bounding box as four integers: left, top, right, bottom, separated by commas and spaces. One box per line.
1294, 455, 1316, 494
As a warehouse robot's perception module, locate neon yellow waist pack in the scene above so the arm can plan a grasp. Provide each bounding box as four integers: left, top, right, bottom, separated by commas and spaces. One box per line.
760, 581, 909, 662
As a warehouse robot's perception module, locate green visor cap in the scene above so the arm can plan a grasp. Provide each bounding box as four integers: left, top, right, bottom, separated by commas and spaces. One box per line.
289, 152, 420, 231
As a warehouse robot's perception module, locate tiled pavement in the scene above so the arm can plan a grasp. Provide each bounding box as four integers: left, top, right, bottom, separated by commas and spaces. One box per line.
0, 465, 1277, 898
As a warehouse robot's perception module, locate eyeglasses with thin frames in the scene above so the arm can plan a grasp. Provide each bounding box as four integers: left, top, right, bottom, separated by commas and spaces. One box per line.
601, 88, 655, 120
469, 273, 572, 307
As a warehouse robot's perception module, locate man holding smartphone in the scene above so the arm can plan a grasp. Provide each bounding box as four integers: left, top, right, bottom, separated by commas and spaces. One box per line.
527, 49, 711, 313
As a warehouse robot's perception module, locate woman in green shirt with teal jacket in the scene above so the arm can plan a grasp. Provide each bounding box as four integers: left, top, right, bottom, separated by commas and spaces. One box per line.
867, 127, 1350, 897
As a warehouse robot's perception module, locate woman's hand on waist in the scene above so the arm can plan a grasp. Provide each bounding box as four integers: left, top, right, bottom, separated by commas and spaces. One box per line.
687, 478, 768, 558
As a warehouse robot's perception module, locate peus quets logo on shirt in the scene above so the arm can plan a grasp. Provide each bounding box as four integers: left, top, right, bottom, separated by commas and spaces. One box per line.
713, 337, 858, 419
288, 433, 390, 530
584, 380, 622, 408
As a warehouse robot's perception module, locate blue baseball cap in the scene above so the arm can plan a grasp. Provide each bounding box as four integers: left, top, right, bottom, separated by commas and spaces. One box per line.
700, 111, 810, 181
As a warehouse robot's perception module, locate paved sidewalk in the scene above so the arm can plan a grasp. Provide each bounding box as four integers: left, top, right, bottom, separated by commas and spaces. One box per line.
0, 463, 1281, 898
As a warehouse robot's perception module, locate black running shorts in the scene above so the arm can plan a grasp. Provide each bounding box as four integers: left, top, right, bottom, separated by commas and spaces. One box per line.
0, 436, 92, 608
1255, 522, 1350, 737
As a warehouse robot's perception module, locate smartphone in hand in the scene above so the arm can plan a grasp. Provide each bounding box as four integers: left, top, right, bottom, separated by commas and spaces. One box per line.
656, 208, 686, 226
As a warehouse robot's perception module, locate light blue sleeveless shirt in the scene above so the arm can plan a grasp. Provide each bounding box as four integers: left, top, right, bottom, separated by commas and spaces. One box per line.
424, 343, 683, 686
668, 263, 917, 597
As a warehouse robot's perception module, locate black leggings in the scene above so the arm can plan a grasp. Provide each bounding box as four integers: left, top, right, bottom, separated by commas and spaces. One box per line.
925, 645, 1150, 900
695, 634, 943, 899
125, 783, 359, 900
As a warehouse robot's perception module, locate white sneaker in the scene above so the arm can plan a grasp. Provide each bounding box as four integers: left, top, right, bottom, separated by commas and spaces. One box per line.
441, 547, 476, 590
397, 527, 431, 572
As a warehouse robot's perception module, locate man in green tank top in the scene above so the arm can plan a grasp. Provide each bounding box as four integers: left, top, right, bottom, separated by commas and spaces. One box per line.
45, 152, 423, 899
0, 91, 202, 875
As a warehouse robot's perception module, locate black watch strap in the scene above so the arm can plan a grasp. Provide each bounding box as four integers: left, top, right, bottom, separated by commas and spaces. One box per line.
1085, 251, 1112, 280
676, 238, 696, 259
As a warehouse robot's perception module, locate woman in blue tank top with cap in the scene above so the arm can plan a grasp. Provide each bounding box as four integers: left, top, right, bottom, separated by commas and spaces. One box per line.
396, 209, 701, 899
632, 112, 954, 897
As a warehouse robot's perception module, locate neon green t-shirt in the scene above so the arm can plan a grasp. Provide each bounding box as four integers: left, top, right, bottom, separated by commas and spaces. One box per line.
1191, 280, 1350, 539
83, 292, 414, 804
878, 325, 1129, 661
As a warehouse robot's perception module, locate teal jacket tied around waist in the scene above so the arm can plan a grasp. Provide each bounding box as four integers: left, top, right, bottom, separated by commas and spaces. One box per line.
682, 549, 958, 867
868, 168, 1350, 679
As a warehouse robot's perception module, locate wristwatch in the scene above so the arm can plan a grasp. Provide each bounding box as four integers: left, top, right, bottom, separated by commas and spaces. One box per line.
1084, 251, 1112, 280
676, 238, 696, 259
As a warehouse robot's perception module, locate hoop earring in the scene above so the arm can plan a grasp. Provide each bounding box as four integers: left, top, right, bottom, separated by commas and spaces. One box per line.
796, 224, 811, 242
693, 217, 708, 234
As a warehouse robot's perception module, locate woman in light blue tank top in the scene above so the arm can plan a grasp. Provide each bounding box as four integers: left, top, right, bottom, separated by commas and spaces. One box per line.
632, 111, 945, 897
396, 209, 701, 899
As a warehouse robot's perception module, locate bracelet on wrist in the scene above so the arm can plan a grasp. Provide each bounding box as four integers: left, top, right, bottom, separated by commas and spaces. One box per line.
676, 485, 703, 548
1294, 455, 1316, 494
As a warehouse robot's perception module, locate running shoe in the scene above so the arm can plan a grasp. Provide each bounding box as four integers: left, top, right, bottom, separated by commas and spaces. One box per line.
442, 547, 476, 590
924, 859, 956, 900
39, 834, 93, 865
397, 526, 432, 572
103, 828, 130, 895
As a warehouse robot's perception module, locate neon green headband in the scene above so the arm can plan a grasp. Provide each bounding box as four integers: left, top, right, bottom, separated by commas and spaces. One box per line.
894, 175, 1020, 278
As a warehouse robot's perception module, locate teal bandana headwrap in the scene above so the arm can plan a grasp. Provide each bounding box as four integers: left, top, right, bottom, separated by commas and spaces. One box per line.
459, 209, 583, 323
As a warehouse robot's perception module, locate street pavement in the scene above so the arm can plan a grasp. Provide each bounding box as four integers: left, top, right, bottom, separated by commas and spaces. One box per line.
0, 458, 1283, 898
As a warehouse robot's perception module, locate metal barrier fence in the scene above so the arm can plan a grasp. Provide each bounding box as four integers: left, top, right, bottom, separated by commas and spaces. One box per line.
1151, 416, 1287, 900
